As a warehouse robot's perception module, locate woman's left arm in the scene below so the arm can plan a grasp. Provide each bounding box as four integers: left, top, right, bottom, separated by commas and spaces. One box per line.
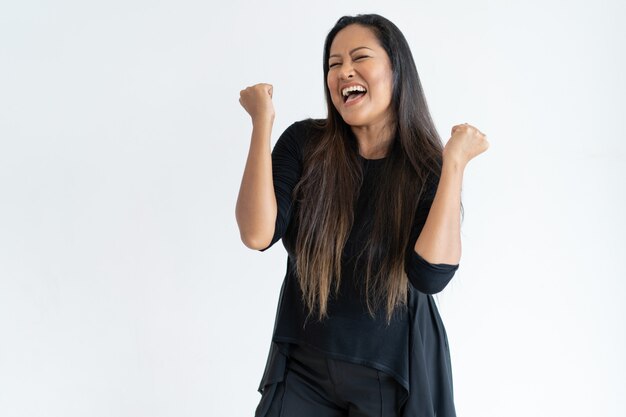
414, 123, 489, 265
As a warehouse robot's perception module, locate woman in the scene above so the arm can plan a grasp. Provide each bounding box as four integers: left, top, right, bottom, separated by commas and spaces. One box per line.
236, 13, 488, 417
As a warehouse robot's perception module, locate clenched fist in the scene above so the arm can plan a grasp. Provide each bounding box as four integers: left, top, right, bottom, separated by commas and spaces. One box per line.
443, 123, 490, 167
239, 83, 275, 123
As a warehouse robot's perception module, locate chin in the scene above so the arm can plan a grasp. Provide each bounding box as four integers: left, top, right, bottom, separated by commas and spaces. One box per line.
340, 114, 367, 127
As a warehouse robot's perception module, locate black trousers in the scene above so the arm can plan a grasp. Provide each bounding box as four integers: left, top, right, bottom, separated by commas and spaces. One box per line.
258, 343, 404, 417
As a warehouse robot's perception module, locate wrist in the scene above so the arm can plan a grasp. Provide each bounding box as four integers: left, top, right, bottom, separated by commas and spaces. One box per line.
442, 155, 467, 172
252, 112, 275, 126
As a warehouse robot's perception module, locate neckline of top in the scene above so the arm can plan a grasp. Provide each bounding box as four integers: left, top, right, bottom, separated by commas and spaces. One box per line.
359, 154, 388, 162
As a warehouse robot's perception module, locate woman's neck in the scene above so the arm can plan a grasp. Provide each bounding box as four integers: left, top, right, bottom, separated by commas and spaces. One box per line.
351, 123, 395, 159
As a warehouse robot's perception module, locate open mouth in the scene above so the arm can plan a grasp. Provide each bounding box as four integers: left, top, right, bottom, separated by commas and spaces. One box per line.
343, 90, 367, 104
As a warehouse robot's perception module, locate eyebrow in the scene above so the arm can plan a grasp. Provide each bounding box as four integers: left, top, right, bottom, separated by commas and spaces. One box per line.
329, 46, 373, 59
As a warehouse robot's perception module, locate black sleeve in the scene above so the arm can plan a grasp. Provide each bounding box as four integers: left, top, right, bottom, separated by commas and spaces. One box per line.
404, 177, 460, 293
258, 121, 306, 252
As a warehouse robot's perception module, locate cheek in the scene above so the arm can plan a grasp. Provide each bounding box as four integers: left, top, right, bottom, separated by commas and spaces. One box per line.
326, 79, 336, 98
328, 85, 342, 104
326, 73, 335, 90
372, 72, 393, 99
384, 69, 395, 96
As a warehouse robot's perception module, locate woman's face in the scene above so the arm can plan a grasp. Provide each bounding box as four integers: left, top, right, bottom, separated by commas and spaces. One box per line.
327, 24, 394, 129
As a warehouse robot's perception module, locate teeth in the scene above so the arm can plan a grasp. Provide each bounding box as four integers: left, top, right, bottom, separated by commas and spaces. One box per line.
342, 85, 367, 97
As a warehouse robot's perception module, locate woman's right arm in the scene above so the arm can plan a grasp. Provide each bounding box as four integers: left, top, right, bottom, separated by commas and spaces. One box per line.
235, 115, 278, 250
236, 83, 277, 249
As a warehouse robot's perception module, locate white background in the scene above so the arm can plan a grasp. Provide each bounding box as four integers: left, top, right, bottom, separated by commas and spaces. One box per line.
1, 1, 625, 416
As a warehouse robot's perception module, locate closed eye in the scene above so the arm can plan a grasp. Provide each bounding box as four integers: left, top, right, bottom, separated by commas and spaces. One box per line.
329, 56, 369, 68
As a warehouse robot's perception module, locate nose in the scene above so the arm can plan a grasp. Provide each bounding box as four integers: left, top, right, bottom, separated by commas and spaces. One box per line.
338, 61, 354, 80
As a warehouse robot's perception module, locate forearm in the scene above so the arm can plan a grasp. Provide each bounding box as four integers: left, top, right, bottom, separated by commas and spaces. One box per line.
235, 117, 277, 249
413, 158, 464, 265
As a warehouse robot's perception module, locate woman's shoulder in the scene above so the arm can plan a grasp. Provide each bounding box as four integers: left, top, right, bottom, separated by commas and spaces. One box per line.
281, 117, 325, 154
288, 117, 325, 134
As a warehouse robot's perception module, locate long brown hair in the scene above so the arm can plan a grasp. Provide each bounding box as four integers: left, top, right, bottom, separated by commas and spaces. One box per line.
292, 14, 462, 325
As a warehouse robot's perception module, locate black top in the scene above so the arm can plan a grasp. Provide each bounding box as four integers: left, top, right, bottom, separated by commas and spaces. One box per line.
254, 119, 460, 417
